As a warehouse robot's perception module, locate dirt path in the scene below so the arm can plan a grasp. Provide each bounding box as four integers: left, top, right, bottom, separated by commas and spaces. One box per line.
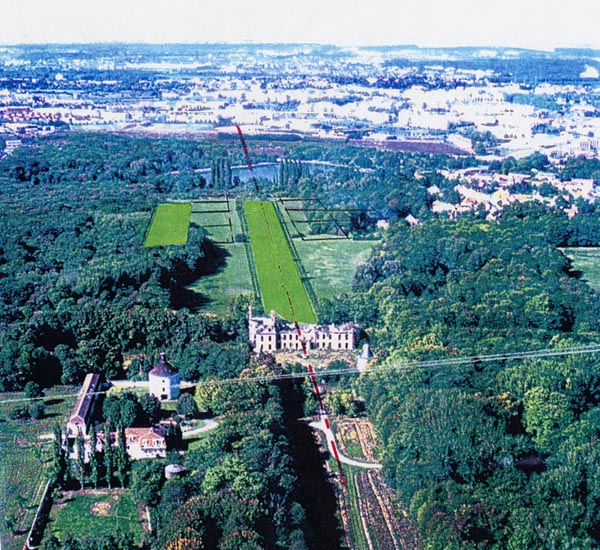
180, 418, 219, 436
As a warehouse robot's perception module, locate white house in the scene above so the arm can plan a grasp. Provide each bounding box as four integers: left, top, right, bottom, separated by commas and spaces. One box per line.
124, 426, 167, 459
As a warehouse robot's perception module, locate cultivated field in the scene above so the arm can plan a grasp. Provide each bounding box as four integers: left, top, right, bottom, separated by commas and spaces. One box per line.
562, 247, 600, 292
48, 489, 144, 544
244, 201, 317, 323
334, 418, 421, 550
144, 202, 192, 246
0, 388, 78, 550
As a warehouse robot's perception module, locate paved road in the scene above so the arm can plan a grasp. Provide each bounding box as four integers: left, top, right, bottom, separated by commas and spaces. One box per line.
310, 417, 382, 470
181, 418, 219, 436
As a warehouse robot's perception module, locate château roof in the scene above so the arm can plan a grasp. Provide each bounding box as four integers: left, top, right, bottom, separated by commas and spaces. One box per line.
149, 352, 178, 378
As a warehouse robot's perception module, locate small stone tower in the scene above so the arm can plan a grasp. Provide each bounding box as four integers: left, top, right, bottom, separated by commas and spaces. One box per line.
148, 352, 180, 401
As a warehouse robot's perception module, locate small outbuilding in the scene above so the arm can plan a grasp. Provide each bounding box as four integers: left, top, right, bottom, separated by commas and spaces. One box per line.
165, 463, 186, 479
148, 352, 180, 401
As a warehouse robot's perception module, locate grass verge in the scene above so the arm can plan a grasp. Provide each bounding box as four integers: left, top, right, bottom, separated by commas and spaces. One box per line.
562, 247, 600, 292
293, 239, 376, 299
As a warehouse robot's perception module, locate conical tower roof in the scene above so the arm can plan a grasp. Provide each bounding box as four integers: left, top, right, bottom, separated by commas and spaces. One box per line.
149, 352, 177, 377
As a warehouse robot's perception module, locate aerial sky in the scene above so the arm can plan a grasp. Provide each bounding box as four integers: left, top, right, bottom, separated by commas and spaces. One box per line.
2, 0, 600, 50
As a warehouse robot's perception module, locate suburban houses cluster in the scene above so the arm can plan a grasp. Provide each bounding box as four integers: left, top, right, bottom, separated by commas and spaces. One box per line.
2, 45, 600, 164
429, 165, 599, 219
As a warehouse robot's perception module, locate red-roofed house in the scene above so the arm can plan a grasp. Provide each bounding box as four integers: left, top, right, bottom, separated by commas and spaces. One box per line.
125, 426, 167, 459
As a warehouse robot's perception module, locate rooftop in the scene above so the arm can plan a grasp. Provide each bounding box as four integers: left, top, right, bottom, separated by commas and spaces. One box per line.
149, 352, 178, 377
69, 373, 101, 423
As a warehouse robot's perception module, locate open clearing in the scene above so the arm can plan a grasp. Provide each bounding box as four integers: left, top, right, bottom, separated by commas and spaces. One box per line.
244, 201, 316, 323
562, 247, 600, 292
190, 198, 239, 244
49, 489, 144, 544
186, 196, 377, 317
188, 243, 256, 310
144, 202, 191, 246
187, 198, 256, 315
294, 239, 376, 299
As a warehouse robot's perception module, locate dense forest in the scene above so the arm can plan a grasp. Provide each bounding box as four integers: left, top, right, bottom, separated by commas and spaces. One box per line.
0, 132, 475, 391
3, 132, 600, 549
320, 205, 600, 547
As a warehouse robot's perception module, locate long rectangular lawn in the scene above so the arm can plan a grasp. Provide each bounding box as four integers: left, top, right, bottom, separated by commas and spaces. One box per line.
244, 201, 316, 323
144, 203, 192, 246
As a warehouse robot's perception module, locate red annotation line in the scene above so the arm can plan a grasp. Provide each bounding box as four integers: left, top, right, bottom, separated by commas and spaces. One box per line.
307, 363, 347, 486
307, 364, 325, 412
235, 124, 259, 192
295, 321, 308, 357
236, 124, 254, 173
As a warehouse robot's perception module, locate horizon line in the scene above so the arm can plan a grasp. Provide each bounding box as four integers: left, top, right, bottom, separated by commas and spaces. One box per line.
1, 41, 599, 54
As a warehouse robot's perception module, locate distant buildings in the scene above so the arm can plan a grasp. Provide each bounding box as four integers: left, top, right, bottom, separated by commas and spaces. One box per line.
4, 139, 22, 154
434, 165, 599, 220
248, 307, 357, 354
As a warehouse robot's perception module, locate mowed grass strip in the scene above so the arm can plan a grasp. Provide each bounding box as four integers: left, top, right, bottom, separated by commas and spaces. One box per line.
144, 203, 192, 246
244, 201, 316, 323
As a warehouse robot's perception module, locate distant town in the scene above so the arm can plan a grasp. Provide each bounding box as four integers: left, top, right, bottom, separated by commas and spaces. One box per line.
2, 44, 600, 223
1, 44, 599, 161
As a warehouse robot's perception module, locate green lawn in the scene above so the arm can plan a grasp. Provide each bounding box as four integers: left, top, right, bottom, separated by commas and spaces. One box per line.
244, 201, 317, 323
188, 243, 256, 313
190, 199, 241, 243
48, 490, 144, 544
293, 239, 376, 299
190, 211, 233, 243
185, 198, 375, 318
191, 199, 231, 214
144, 203, 192, 246
562, 247, 600, 292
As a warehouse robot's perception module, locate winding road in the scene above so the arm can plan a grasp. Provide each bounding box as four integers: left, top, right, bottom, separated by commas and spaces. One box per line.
309, 417, 382, 470
181, 418, 219, 436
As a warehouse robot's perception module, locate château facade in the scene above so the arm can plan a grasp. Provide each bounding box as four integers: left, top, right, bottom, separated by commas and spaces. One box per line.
248, 307, 357, 354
